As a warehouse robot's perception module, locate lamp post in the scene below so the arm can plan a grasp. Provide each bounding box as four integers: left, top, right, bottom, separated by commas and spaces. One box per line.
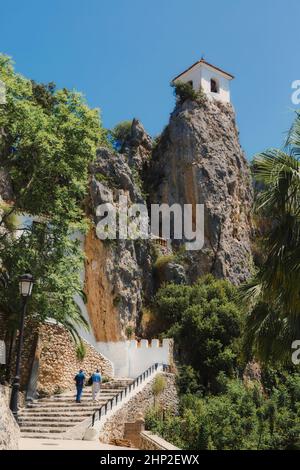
9, 273, 34, 421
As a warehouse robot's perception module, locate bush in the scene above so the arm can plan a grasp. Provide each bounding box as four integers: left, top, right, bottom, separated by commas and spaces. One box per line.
154, 275, 242, 390
152, 375, 167, 399
110, 120, 132, 150
153, 254, 175, 273
76, 341, 86, 360
171, 81, 205, 105
146, 374, 300, 450
125, 325, 134, 339
177, 365, 202, 395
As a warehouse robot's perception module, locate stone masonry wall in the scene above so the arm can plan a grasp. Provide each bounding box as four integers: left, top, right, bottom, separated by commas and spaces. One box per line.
99, 373, 178, 444
0, 385, 20, 450
140, 431, 179, 450
36, 323, 113, 396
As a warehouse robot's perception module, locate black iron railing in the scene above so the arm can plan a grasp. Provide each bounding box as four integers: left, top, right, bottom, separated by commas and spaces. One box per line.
91, 362, 170, 427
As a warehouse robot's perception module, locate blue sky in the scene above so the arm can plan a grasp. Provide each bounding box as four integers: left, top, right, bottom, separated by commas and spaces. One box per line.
0, 0, 299, 159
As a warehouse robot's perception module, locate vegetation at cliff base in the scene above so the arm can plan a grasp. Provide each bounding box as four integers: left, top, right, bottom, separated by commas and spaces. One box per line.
154, 275, 242, 392
146, 370, 300, 450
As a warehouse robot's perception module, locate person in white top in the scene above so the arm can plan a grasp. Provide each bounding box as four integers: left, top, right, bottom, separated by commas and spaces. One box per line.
91, 369, 102, 401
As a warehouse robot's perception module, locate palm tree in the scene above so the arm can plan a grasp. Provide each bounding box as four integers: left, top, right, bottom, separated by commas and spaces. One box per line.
242, 113, 300, 362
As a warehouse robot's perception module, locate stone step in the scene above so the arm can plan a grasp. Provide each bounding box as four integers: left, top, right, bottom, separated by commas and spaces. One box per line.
20, 408, 102, 416
19, 413, 92, 420
20, 427, 69, 434
34, 395, 116, 403
19, 421, 76, 428
20, 432, 67, 439
26, 402, 104, 409
19, 417, 85, 424
18, 378, 135, 440
29, 397, 110, 404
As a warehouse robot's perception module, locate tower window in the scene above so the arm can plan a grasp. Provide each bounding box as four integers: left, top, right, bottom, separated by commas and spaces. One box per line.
187, 80, 193, 88
210, 78, 219, 93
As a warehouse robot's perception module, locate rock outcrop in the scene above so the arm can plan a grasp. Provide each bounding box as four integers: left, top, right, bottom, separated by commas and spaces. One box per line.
84, 101, 252, 338
0, 385, 20, 449
148, 98, 253, 285
85, 122, 154, 340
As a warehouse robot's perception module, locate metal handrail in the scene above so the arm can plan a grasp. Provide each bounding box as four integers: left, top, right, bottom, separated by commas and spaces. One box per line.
91, 362, 170, 427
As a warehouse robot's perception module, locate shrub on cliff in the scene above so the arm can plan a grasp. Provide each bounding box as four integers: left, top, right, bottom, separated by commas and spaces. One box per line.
109, 120, 132, 150
171, 81, 205, 105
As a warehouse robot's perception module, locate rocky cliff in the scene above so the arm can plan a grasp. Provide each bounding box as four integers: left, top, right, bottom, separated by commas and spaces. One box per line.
84, 97, 253, 340
85, 123, 154, 341
148, 97, 253, 285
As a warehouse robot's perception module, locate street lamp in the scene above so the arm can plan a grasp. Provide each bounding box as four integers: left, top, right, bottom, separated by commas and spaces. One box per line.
10, 273, 34, 421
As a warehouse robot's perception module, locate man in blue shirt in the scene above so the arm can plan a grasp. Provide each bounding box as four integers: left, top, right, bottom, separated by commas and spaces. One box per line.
92, 369, 102, 401
74, 369, 85, 403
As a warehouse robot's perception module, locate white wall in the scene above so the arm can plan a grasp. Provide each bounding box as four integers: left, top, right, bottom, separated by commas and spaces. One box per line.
174, 63, 231, 103
97, 339, 171, 378
200, 66, 230, 103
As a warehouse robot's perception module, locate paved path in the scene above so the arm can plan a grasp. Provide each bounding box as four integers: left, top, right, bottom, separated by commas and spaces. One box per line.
19, 438, 134, 450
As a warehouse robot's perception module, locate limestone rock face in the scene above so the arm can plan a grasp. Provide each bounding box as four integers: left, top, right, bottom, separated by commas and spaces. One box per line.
122, 118, 152, 173
86, 144, 153, 341
0, 386, 20, 450
148, 98, 253, 285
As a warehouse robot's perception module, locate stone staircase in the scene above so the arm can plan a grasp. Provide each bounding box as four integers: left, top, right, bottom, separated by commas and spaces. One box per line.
18, 379, 133, 439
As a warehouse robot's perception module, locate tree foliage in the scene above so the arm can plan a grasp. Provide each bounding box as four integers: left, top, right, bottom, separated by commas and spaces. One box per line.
0, 55, 106, 335
109, 120, 132, 150
154, 275, 242, 391
146, 372, 300, 450
241, 112, 300, 362
171, 81, 205, 105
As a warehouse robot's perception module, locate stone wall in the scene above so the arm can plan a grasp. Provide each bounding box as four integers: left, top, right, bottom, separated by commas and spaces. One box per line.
35, 322, 113, 396
99, 373, 178, 444
0, 385, 20, 450
140, 431, 179, 450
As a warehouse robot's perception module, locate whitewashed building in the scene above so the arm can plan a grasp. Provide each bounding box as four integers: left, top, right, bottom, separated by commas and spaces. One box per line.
173, 58, 234, 103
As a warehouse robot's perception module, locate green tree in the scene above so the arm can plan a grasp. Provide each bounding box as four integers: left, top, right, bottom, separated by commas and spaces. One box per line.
146, 373, 300, 450
154, 275, 242, 391
0, 55, 105, 338
109, 120, 132, 150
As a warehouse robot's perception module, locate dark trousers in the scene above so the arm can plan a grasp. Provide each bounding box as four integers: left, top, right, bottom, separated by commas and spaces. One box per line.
76, 384, 83, 402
